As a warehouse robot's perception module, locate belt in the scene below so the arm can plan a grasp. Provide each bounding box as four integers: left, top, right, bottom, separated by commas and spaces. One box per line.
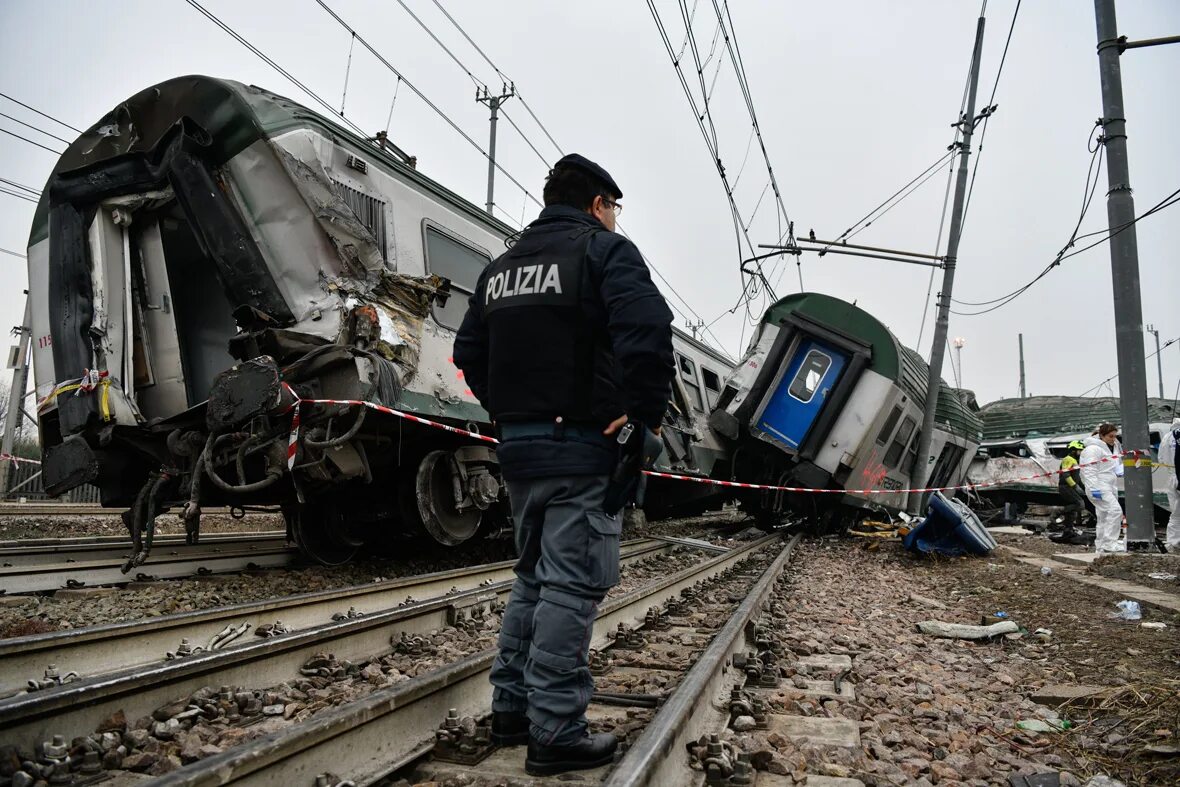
498, 421, 606, 442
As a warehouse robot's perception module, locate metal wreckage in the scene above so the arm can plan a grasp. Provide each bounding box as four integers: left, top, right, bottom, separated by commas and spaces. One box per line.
27, 76, 985, 568
26, 76, 732, 567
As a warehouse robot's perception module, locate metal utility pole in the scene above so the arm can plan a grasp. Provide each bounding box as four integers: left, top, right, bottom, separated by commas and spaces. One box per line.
1147, 324, 1163, 399
476, 83, 516, 216
0, 295, 32, 497
1094, 0, 1154, 546
908, 12, 987, 514
1018, 333, 1027, 399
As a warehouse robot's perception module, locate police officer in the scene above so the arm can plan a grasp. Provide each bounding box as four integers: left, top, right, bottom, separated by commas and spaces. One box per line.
453, 154, 674, 775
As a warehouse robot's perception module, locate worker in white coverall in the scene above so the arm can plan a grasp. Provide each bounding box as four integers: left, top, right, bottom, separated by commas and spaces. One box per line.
1160, 417, 1180, 551
1080, 423, 1124, 553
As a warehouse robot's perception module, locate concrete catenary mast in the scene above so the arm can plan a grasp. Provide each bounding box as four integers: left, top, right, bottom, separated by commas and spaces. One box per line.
1092, 0, 1160, 547
909, 11, 987, 513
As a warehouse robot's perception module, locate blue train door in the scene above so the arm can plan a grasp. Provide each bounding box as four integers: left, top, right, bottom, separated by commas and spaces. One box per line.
756, 339, 847, 449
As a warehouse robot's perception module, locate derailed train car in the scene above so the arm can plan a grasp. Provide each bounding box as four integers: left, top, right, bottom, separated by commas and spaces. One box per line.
26, 75, 728, 565
707, 293, 983, 528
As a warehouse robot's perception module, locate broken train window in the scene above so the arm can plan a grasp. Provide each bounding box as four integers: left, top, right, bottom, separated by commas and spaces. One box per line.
423, 223, 492, 330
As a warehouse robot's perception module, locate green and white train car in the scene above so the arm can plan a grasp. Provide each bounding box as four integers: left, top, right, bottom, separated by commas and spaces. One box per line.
25, 75, 722, 563
708, 293, 983, 526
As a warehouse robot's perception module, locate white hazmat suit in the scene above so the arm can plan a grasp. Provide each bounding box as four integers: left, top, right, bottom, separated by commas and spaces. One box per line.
1080, 435, 1124, 553
1160, 418, 1180, 550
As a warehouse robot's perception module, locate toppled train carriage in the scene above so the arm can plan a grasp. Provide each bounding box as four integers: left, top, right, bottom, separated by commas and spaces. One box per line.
966, 395, 1177, 521
707, 293, 983, 527
26, 75, 729, 564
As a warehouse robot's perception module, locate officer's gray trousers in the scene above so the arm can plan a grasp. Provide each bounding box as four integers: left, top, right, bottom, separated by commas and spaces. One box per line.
490, 474, 622, 745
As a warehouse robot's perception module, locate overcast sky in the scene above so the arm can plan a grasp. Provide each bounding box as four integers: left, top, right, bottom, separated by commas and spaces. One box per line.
1, 0, 1177, 410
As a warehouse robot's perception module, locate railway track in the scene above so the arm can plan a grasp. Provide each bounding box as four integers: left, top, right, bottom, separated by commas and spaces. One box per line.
111, 534, 793, 786
0, 534, 299, 594
0, 536, 697, 754
0, 503, 276, 517
0, 530, 288, 566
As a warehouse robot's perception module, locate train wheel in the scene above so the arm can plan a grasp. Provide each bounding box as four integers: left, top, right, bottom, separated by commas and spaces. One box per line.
287, 501, 362, 566
412, 450, 482, 546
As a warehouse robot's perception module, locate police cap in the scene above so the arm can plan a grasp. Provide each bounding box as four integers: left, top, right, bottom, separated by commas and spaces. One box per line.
552, 153, 622, 199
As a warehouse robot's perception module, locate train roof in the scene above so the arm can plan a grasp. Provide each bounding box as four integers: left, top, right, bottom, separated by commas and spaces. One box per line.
762, 292, 982, 440
978, 395, 1177, 441
28, 74, 516, 246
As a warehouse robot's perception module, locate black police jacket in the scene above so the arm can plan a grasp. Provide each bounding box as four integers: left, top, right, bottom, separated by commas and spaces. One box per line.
453, 205, 674, 479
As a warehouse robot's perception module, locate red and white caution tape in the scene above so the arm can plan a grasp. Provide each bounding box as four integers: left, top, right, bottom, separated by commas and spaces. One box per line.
279, 386, 1147, 497
0, 453, 41, 465
646, 451, 1141, 496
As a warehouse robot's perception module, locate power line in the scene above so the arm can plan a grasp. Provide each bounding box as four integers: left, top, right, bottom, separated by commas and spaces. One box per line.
1078, 336, 1178, 397
0, 127, 62, 155
0, 92, 81, 134
711, 0, 795, 241
347, 0, 728, 352
0, 187, 38, 204
313, 0, 543, 209
0, 176, 39, 196
0, 247, 27, 259
953, 127, 1105, 311
959, 0, 1021, 240
429, 0, 565, 157
821, 148, 958, 253
953, 180, 1179, 317
183, 0, 389, 157
648, 0, 768, 320
0, 111, 70, 145
394, 0, 486, 91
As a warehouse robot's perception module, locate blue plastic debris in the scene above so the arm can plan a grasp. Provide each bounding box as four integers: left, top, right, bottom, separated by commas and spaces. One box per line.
903, 492, 997, 557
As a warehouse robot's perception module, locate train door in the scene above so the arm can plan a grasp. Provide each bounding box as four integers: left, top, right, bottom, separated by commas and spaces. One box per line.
755, 338, 847, 450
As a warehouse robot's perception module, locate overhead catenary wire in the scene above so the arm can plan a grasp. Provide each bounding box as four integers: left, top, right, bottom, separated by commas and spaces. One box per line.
428, 0, 565, 157
1077, 336, 1179, 397
183, 0, 379, 149
0, 92, 81, 134
0, 127, 61, 156
0, 247, 27, 259
0, 112, 70, 146
953, 181, 1180, 318
952, 126, 1106, 312
0, 187, 39, 204
385, 0, 730, 352
0, 176, 39, 196
648, 0, 771, 321
959, 0, 1022, 241
313, 0, 543, 209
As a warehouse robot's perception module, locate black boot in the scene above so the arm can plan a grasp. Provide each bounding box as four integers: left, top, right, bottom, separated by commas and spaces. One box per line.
525, 732, 618, 775
490, 711, 529, 746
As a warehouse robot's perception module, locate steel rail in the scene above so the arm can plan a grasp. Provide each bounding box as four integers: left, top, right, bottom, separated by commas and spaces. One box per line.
0, 539, 688, 750
605, 533, 801, 787
0, 504, 276, 517
0, 544, 300, 594
140, 535, 783, 786
0, 538, 673, 697
0, 531, 289, 567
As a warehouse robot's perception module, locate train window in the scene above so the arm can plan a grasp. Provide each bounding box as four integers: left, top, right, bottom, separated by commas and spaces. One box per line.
876, 406, 903, 446
424, 224, 491, 330
702, 368, 721, 392
677, 354, 704, 411
884, 416, 916, 467
788, 350, 831, 403
903, 428, 921, 471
